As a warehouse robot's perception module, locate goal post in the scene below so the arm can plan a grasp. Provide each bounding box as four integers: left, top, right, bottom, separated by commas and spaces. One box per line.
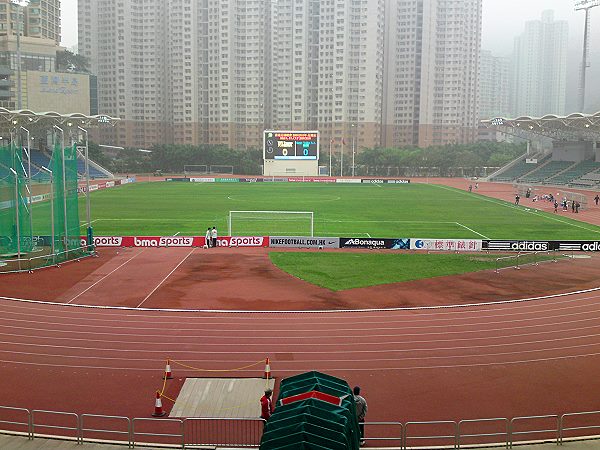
228, 211, 314, 237
183, 165, 208, 175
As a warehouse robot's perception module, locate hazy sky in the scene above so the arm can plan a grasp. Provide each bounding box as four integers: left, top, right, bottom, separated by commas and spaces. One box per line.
60, 0, 597, 54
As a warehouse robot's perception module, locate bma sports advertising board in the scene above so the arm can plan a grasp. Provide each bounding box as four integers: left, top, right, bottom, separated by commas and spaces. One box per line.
263, 131, 319, 160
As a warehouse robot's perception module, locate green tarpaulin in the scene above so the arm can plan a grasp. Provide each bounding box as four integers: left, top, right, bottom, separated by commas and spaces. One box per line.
260, 371, 360, 450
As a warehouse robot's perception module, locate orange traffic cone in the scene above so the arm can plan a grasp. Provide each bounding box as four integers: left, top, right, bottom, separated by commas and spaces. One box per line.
264, 357, 271, 379
163, 359, 173, 379
152, 391, 167, 417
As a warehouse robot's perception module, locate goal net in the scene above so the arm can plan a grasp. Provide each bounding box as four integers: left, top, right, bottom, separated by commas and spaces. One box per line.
184, 165, 208, 176
210, 165, 234, 174
228, 211, 314, 236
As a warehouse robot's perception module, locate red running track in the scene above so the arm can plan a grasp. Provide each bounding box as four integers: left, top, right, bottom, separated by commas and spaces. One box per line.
1, 179, 600, 445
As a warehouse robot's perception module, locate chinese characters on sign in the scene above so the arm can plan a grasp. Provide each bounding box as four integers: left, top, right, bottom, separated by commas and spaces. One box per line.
39, 75, 80, 96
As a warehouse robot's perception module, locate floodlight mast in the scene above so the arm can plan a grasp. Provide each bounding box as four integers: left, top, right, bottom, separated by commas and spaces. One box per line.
575, 0, 600, 112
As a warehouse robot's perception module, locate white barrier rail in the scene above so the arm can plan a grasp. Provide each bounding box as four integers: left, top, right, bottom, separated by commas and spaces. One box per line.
3, 407, 600, 448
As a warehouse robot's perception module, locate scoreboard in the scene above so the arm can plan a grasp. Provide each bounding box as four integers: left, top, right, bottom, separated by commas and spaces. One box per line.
264, 131, 319, 160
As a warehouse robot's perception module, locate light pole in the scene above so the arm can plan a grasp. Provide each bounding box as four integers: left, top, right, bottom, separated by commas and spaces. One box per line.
575, 0, 600, 112
77, 126, 93, 251
351, 124, 356, 178
14, 1, 26, 109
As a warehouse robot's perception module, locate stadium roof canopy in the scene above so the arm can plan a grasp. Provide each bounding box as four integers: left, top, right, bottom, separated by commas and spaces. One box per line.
481, 111, 600, 141
0, 108, 120, 129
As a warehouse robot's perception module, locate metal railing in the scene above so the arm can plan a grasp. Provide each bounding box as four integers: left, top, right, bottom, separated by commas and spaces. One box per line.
0, 245, 95, 274
2, 407, 600, 448
495, 250, 560, 273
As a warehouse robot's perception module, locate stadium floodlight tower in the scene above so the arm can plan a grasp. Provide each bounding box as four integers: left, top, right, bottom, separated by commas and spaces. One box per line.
575, 0, 600, 112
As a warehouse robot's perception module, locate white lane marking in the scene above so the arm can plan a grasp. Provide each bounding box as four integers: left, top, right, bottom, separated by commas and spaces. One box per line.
2, 350, 600, 372
2, 305, 600, 334
3, 327, 600, 352
3, 283, 600, 315
67, 249, 147, 304
455, 222, 490, 239
136, 248, 196, 308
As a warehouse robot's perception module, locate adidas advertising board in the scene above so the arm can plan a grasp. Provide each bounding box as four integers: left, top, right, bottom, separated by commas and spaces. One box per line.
410, 239, 482, 252
484, 241, 554, 251
557, 241, 600, 252
269, 237, 340, 248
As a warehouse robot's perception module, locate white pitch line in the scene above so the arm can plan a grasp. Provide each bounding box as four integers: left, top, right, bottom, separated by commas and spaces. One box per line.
433, 184, 600, 235
136, 248, 196, 308
173, 231, 180, 236
365, 232, 372, 237
455, 222, 490, 239
67, 249, 147, 304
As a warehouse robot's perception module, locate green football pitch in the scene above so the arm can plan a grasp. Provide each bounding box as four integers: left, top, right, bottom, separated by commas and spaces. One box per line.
29, 181, 600, 239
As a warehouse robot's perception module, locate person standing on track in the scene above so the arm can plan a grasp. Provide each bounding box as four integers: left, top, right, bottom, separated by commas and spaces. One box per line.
260, 388, 275, 421
354, 386, 368, 446
515, 194, 520, 205
205, 227, 212, 248
595, 194, 599, 206
211, 226, 218, 247
554, 200, 559, 213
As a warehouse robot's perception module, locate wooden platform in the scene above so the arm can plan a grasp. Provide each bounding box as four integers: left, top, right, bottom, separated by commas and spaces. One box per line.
169, 377, 276, 418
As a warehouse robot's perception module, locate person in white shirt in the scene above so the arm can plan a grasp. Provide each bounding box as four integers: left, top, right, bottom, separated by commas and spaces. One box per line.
205, 227, 212, 248
211, 226, 218, 247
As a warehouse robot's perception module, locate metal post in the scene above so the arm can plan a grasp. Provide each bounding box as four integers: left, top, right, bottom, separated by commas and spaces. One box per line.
20, 126, 33, 246
78, 127, 93, 251
352, 136, 355, 177
53, 125, 68, 259
340, 139, 344, 177
41, 166, 55, 260
329, 139, 332, 177
9, 168, 21, 270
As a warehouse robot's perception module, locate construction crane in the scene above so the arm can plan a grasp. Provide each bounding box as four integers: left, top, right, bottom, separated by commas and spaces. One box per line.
575, 0, 600, 112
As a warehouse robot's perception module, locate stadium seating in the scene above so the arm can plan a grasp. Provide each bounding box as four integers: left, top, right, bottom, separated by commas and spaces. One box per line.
519, 160, 573, 184
571, 170, 600, 188
76, 158, 109, 179
545, 160, 600, 185
491, 154, 550, 182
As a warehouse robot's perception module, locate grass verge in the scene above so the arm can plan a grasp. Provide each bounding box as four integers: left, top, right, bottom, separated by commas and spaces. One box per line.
269, 251, 562, 291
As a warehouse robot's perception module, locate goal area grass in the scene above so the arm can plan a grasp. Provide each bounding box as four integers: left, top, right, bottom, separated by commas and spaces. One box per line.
25, 181, 600, 239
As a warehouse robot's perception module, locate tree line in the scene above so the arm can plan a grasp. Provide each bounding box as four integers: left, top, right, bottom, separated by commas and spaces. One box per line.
88, 141, 526, 176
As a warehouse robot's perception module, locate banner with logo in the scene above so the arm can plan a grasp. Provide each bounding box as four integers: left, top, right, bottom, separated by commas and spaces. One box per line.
335, 178, 362, 184
411, 239, 482, 252
557, 241, 600, 252
361, 179, 411, 184
339, 237, 410, 249
270, 236, 340, 248
81, 236, 269, 248
190, 177, 215, 183
239, 177, 263, 182
484, 240, 554, 252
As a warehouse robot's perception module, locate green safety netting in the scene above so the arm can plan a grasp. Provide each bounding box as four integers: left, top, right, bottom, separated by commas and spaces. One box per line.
260, 371, 360, 450
51, 143, 84, 261
1, 141, 90, 272
0, 142, 33, 258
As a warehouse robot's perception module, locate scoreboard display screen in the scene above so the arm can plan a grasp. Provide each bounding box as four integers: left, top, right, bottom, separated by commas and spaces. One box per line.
264, 131, 319, 160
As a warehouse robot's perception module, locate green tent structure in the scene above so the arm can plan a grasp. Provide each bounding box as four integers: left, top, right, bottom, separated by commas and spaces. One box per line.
260, 371, 360, 450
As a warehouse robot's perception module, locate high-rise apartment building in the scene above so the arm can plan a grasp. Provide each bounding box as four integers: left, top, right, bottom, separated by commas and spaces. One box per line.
0, 0, 60, 44
479, 50, 510, 119
80, 0, 480, 149
511, 10, 568, 117
382, 0, 482, 148
270, 0, 384, 148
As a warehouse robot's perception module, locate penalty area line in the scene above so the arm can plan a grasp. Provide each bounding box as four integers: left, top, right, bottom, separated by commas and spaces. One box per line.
136, 248, 196, 309
455, 222, 490, 239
